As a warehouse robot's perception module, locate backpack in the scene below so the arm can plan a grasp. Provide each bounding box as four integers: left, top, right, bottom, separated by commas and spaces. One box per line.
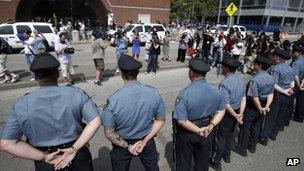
0, 37, 12, 54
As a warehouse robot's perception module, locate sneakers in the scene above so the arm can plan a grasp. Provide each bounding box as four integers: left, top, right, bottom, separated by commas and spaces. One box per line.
115, 69, 120, 74
153, 72, 156, 75
0, 77, 10, 84
94, 80, 102, 86
11, 74, 19, 83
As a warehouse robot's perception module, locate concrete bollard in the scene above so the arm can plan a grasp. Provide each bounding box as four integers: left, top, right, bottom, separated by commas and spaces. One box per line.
72, 30, 80, 42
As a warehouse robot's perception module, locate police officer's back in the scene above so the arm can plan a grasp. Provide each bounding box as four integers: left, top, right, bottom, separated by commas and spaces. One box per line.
0, 53, 101, 171
234, 55, 275, 156
102, 54, 165, 171
292, 45, 304, 122
173, 59, 226, 171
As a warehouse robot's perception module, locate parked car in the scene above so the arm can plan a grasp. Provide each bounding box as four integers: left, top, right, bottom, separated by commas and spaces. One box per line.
209, 25, 247, 39
109, 23, 166, 45
0, 22, 56, 51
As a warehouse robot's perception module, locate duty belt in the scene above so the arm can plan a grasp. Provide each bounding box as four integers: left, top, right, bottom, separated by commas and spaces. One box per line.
35, 140, 76, 153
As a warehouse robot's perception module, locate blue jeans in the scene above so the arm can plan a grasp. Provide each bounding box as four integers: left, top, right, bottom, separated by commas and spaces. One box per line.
147, 54, 158, 73
25, 54, 35, 78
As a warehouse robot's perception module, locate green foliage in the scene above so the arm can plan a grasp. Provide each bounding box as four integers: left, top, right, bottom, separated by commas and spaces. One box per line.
170, 0, 218, 21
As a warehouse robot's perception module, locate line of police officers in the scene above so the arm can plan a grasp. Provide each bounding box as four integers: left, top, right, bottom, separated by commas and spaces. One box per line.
0, 44, 303, 171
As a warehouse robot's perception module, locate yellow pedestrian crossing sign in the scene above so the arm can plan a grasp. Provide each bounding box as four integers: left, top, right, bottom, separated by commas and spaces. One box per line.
226, 3, 238, 16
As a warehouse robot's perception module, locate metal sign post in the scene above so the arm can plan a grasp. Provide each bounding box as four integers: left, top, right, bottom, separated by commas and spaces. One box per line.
225, 3, 238, 27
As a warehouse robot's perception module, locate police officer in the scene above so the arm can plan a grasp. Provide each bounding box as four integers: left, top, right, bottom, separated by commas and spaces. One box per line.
101, 54, 165, 171
0, 53, 101, 171
292, 45, 304, 123
234, 55, 274, 157
259, 49, 295, 145
173, 59, 226, 171
211, 57, 246, 170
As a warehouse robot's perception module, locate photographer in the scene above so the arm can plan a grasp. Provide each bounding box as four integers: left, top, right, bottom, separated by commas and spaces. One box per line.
177, 33, 188, 62
55, 33, 75, 86
146, 35, 160, 74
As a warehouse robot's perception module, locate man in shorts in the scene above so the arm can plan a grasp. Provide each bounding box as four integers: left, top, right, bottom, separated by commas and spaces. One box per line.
0, 37, 19, 84
92, 28, 108, 86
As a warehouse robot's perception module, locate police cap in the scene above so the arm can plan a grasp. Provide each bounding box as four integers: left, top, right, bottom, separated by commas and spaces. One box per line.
272, 49, 290, 60
255, 55, 273, 66
118, 54, 143, 71
222, 57, 242, 68
293, 44, 304, 53
30, 53, 60, 73
189, 58, 210, 73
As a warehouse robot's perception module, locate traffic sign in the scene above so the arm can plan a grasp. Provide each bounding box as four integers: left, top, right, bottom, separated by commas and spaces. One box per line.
225, 3, 238, 16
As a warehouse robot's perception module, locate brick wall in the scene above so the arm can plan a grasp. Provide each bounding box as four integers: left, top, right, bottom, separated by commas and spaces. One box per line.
0, 0, 170, 25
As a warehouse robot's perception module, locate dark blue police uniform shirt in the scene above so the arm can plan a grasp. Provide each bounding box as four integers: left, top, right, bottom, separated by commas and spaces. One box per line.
173, 79, 226, 121
271, 61, 295, 89
1, 86, 100, 147
292, 57, 304, 80
247, 71, 275, 100
101, 81, 165, 139
219, 74, 245, 110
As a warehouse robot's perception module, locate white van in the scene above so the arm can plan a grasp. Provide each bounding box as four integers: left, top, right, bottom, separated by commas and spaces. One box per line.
210, 25, 247, 39
123, 23, 166, 44
0, 22, 56, 50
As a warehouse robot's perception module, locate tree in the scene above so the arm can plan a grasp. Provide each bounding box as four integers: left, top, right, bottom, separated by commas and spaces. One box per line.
170, 0, 218, 23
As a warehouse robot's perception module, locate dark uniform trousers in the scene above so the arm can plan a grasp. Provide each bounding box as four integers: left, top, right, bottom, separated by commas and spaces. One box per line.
34, 146, 93, 171
237, 101, 264, 153
175, 119, 214, 171
285, 94, 295, 126
294, 89, 304, 120
271, 93, 290, 138
261, 94, 287, 139
212, 110, 238, 164
110, 138, 159, 171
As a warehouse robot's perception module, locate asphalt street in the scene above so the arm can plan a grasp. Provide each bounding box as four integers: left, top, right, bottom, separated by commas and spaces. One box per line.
0, 41, 186, 90
0, 68, 303, 171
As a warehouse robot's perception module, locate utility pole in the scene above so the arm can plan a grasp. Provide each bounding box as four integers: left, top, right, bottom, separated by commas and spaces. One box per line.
217, 0, 222, 24
191, 0, 195, 26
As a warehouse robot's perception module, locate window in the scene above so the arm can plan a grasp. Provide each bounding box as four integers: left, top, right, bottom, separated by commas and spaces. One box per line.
17, 25, 31, 34
125, 25, 134, 32
33, 25, 53, 33
153, 26, 165, 32
234, 27, 240, 31
240, 27, 246, 31
133, 26, 143, 32
145, 25, 152, 32
0, 25, 14, 35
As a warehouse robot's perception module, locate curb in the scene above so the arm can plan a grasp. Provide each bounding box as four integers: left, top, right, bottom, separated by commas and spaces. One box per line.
0, 64, 187, 91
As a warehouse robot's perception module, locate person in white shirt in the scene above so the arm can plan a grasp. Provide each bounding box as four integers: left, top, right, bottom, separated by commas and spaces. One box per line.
143, 28, 153, 61
231, 40, 243, 60
20, 29, 38, 81
55, 33, 75, 86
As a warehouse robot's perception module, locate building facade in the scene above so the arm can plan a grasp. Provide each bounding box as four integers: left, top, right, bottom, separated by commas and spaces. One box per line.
217, 0, 304, 32
0, 0, 170, 26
